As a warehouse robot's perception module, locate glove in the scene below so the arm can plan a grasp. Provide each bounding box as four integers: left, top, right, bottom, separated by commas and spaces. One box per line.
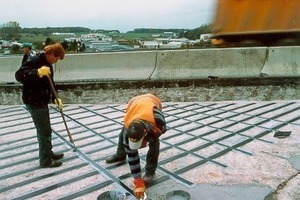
54, 98, 63, 110
133, 178, 145, 199
152, 126, 162, 135
37, 66, 51, 78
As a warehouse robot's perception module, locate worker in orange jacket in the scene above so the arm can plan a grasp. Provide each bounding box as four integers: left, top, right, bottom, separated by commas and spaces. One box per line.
106, 93, 167, 199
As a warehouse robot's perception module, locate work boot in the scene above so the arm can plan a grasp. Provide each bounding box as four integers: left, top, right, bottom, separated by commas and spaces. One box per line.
105, 154, 126, 164
51, 152, 64, 160
40, 160, 62, 168
143, 172, 155, 185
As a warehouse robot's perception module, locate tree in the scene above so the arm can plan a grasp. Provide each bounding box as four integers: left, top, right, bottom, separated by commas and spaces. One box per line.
11, 44, 21, 53
68, 40, 78, 51
0, 21, 21, 40
45, 37, 55, 46
61, 40, 69, 50
178, 24, 212, 40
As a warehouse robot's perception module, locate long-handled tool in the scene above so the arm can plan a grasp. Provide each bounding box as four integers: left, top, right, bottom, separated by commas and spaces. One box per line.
46, 75, 77, 151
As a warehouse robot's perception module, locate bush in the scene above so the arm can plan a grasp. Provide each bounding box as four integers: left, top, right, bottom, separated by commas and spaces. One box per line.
10, 44, 22, 54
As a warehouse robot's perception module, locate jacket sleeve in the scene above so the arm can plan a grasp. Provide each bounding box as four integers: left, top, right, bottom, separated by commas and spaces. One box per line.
122, 128, 142, 179
154, 108, 167, 133
15, 58, 39, 85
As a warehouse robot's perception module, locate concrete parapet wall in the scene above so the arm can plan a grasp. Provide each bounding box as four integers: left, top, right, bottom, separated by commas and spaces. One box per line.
261, 46, 300, 77
1, 47, 300, 84
152, 48, 267, 80
54, 51, 157, 82
1, 56, 22, 84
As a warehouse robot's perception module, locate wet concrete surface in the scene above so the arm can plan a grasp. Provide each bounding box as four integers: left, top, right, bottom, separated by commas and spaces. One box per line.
1, 101, 300, 200
1, 78, 300, 105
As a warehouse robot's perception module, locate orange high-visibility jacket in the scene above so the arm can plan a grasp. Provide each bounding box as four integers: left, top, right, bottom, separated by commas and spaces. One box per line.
124, 93, 162, 128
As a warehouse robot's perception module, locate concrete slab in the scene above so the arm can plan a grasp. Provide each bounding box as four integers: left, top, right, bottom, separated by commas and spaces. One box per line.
1, 101, 300, 200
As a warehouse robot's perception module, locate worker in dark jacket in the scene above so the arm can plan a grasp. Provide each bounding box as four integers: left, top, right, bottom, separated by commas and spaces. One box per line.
21, 42, 36, 64
106, 93, 167, 199
15, 43, 65, 168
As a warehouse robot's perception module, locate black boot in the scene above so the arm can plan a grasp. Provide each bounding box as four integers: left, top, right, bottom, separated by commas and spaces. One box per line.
105, 154, 126, 164
40, 160, 62, 168
143, 172, 155, 185
51, 152, 64, 160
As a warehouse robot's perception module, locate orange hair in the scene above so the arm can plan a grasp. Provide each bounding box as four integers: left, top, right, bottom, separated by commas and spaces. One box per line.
44, 43, 65, 60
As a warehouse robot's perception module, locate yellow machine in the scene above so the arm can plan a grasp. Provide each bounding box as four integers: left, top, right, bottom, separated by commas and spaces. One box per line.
211, 0, 300, 47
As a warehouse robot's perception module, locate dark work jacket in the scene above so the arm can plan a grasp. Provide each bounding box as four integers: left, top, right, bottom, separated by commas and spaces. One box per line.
21, 50, 37, 64
15, 53, 55, 105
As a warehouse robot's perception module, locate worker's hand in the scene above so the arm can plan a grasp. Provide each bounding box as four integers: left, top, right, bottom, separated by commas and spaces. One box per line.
152, 126, 162, 135
37, 66, 51, 78
54, 98, 63, 111
134, 178, 145, 199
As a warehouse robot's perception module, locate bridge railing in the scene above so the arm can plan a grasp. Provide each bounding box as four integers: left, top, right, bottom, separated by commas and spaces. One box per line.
1, 47, 300, 84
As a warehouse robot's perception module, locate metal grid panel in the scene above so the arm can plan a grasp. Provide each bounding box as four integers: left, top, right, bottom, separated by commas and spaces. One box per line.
1, 101, 299, 199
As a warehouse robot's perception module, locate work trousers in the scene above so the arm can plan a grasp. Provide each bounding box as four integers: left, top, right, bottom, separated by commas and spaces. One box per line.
116, 127, 160, 174
26, 104, 53, 165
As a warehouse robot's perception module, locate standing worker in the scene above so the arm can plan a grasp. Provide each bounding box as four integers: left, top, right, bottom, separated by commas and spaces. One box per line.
106, 93, 167, 199
21, 42, 36, 64
15, 43, 65, 168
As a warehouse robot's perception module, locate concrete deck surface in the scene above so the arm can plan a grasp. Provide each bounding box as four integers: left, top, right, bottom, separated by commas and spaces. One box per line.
1, 101, 300, 200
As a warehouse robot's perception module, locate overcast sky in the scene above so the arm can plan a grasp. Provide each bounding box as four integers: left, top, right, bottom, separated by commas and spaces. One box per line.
1, 0, 217, 33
